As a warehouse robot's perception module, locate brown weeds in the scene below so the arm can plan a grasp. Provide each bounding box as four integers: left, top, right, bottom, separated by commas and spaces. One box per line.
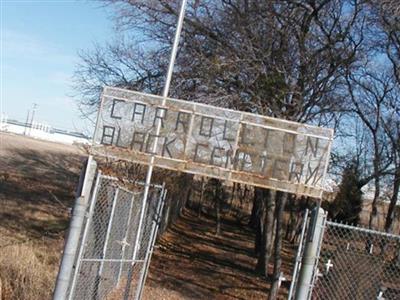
0, 243, 58, 300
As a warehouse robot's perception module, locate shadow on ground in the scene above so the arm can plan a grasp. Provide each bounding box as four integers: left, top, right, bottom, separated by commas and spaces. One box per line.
0, 143, 84, 243
144, 209, 295, 300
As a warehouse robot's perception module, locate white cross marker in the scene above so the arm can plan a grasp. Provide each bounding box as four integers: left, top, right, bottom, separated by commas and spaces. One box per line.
325, 259, 333, 274
278, 272, 287, 288
117, 237, 131, 248
316, 268, 324, 277
377, 290, 385, 300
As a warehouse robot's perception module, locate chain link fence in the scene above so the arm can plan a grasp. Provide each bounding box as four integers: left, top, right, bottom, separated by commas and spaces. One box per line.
67, 173, 165, 300
312, 221, 400, 300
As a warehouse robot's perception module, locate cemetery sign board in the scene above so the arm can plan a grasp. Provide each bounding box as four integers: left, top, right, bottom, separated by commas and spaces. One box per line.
92, 87, 334, 198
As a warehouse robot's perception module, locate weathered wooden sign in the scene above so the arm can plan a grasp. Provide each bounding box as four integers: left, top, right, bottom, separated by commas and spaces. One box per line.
92, 86, 333, 197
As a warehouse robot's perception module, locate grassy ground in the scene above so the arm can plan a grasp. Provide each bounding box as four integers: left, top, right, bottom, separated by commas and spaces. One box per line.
0, 132, 295, 299
0, 132, 84, 300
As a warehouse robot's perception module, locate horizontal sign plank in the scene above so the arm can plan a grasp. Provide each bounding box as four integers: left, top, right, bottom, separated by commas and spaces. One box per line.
92, 86, 334, 198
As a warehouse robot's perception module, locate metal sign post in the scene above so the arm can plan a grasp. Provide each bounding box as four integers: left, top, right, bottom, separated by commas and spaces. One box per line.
122, 1, 188, 299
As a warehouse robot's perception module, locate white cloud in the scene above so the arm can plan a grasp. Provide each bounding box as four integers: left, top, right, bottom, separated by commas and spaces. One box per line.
3, 28, 75, 63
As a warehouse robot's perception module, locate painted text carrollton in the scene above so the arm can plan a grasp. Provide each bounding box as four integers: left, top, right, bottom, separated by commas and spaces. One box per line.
93, 87, 333, 198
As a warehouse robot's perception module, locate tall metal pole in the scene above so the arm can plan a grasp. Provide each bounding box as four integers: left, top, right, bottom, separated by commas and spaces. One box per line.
53, 156, 97, 300
68, 172, 103, 300
288, 209, 309, 300
123, 1, 188, 299
294, 207, 327, 300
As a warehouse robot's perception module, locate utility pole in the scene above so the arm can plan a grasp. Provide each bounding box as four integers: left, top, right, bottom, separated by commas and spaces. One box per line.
29, 103, 38, 134
24, 110, 30, 135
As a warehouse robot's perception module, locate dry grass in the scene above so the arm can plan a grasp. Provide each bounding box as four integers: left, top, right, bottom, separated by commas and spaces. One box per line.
0, 242, 59, 300
0, 133, 83, 300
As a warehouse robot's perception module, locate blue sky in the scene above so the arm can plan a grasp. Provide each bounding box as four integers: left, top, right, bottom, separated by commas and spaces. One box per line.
2, 0, 114, 133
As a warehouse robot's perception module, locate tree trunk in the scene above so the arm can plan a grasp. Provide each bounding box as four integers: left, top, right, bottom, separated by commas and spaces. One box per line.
368, 140, 381, 229
253, 187, 268, 255
180, 179, 192, 217
285, 194, 296, 240
385, 166, 400, 232
268, 191, 288, 300
230, 182, 236, 207
243, 185, 249, 209
255, 189, 275, 276
254, 188, 266, 257
368, 175, 380, 229
250, 187, 263, 229
215, 182, 222, 235
198, 177, 205, 217
290, 210, 305, 244
185, 185, 193, 209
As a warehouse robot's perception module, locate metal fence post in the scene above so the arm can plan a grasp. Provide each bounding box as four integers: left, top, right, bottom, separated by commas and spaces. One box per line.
68, 172, 103, 300
294, 207, 327, 300
98, 187, 119, 276
136, 185, 167, 300
53, 156, 97, 300
288, 209, 309, 300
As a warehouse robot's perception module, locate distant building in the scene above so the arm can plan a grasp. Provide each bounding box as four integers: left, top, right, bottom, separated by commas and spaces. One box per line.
0, 115, 91, 145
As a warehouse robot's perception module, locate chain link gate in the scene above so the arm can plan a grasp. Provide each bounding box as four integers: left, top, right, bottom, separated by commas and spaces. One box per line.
67, 172, 166, 300
290, 208, 400, 300
312, 221, 400, 300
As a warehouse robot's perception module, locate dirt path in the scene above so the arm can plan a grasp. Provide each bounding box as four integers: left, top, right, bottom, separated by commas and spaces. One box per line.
144, 209, 294, 300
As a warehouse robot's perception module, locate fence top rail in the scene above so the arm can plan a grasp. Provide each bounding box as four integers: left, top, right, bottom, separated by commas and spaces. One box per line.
98, 176, 141, 195
326, 220, 400, 240
99, 174, 164, 190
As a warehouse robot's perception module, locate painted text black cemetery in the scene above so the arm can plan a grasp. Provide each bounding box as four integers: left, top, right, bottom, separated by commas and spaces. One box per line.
93, 87, 333, 197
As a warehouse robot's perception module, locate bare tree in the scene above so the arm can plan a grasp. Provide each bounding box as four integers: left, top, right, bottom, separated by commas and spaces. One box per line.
345, 69, 394, 228
382, 92, 400, 232
76, 0, 364, 125
366, 0, 400, 232
367, 0, 400, 82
